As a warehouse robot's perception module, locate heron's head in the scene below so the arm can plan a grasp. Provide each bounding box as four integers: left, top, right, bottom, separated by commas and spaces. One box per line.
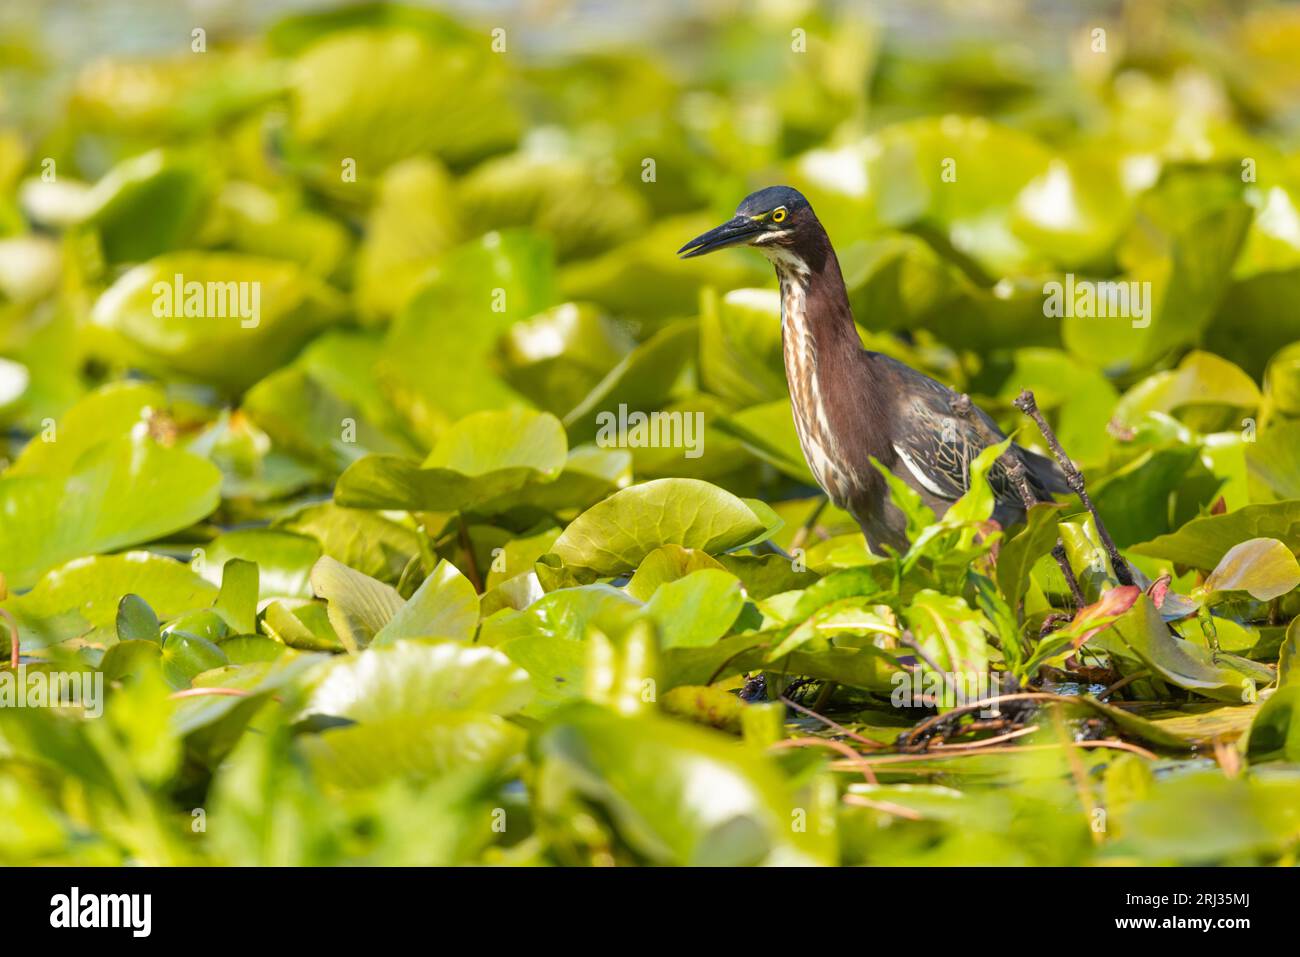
677, 186, 819, 262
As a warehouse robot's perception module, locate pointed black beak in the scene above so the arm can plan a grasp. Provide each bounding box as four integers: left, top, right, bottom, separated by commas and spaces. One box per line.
677, 215, 762, 258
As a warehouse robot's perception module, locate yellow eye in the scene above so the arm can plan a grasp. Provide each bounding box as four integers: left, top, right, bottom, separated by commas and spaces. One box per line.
772, 207, 787, 223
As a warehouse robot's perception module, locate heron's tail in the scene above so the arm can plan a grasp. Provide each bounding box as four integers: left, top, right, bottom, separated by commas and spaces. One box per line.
1021, 447, 1071, 497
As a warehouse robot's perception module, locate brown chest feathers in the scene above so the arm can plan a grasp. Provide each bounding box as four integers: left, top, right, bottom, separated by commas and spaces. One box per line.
778, 267, 861, 507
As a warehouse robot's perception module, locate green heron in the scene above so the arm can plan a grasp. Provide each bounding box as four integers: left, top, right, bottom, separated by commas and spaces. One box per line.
679, 185, 1068, 555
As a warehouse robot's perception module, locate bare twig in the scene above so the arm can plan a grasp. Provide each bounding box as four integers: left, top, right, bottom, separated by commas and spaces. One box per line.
779, 694, 885, 750
1013, 389, 1134, 586
1052, 542, 1088, 607
953, 393, 1085, 608
930, 725, 1040, 750
826, 736, 1159, 769
1098, 669, 1150, 701
900, 690, 1064, 749
770, 736, 878, 784
841, 793, 924, 820
896, 629, 965, 705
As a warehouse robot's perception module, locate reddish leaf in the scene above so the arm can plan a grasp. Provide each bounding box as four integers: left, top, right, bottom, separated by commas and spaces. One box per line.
1068, 584, 1142, 649
1146, 574, 1171, 609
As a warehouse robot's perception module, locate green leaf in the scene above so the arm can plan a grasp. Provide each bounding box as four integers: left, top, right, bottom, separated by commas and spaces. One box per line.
306, 640, 531, 722
241, 367, 406, 474
163, 608, 228, 644
697, 288, 786, 406
498, 630, 589, 719
115, 594, 161, 644
42, 149, 215, 263
996, 502, 1064, 612
0, 435, 222, 590
943, 438, 1011, 526
1, 552, 215, 650
1203, 537, 1300, 601
203, 529, 321, 601
996, 349, 1118, 465
372, 560, 479, 646
160, 631, 228, 689
1247, 419, 1300, 501
768, 596, 900, 660
1112, 351, 1261, 430
644, 569, 746, 649
1131, 501, 1300, 569
297, 640, 531, 786
1245, 684, 1300, 763
625, 545, 726, 602
217, 636, 286, 665
1091, 447, 1203, 547
498, 302, 635, 415
354, 156, 461, 318
904, 590, 989, 703
481, 584, 641, 647
660, 685, 747, 733
287, 27, 519, 171
90, 252, 343, 393
3, 381, 165, 477
261, 601, 343, 653
309, 556, 405, 653
213, 559, 259, 636
276, 503, 419, 585
99, 639, 164, 681
562, 322, 698, 444
548, 478, 769, 576
299, 712, 526, 790
335, 408, 567, 512
1104, 594, 1263, 702
461, 151, 648, 261
871, 455, 936, 543
535, 703, 832, 865
378, 231, 554, 442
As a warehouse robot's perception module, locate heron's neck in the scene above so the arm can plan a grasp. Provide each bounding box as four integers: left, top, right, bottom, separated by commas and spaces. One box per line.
765, 233, 857, 349
768, 229, 865, 506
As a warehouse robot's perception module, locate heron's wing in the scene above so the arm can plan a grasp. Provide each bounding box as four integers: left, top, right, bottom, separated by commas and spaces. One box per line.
874, 355, 1040, 507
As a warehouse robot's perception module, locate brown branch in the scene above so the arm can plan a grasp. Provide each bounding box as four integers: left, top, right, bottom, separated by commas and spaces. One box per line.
953, 393, 1085, 608
842, 793, 924, 820
769, 736, 878, 785
1013, 389, 1134, 586
897, 628, 965, 706
900, 690, 1064, 749
1098, 669, 1150, 701
827, 736, 1158, 768
779, 694, 885, 750
1051, 542, 1087, 607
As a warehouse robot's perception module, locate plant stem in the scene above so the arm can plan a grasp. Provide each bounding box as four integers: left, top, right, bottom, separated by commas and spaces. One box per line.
953, 393, 1085, 608
1012, 389, 1135, 587
1, 608, 17, 669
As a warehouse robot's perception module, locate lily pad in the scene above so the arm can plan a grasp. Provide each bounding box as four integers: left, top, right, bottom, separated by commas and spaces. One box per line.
0, 434, 222, 590
548, 478, 771, 576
